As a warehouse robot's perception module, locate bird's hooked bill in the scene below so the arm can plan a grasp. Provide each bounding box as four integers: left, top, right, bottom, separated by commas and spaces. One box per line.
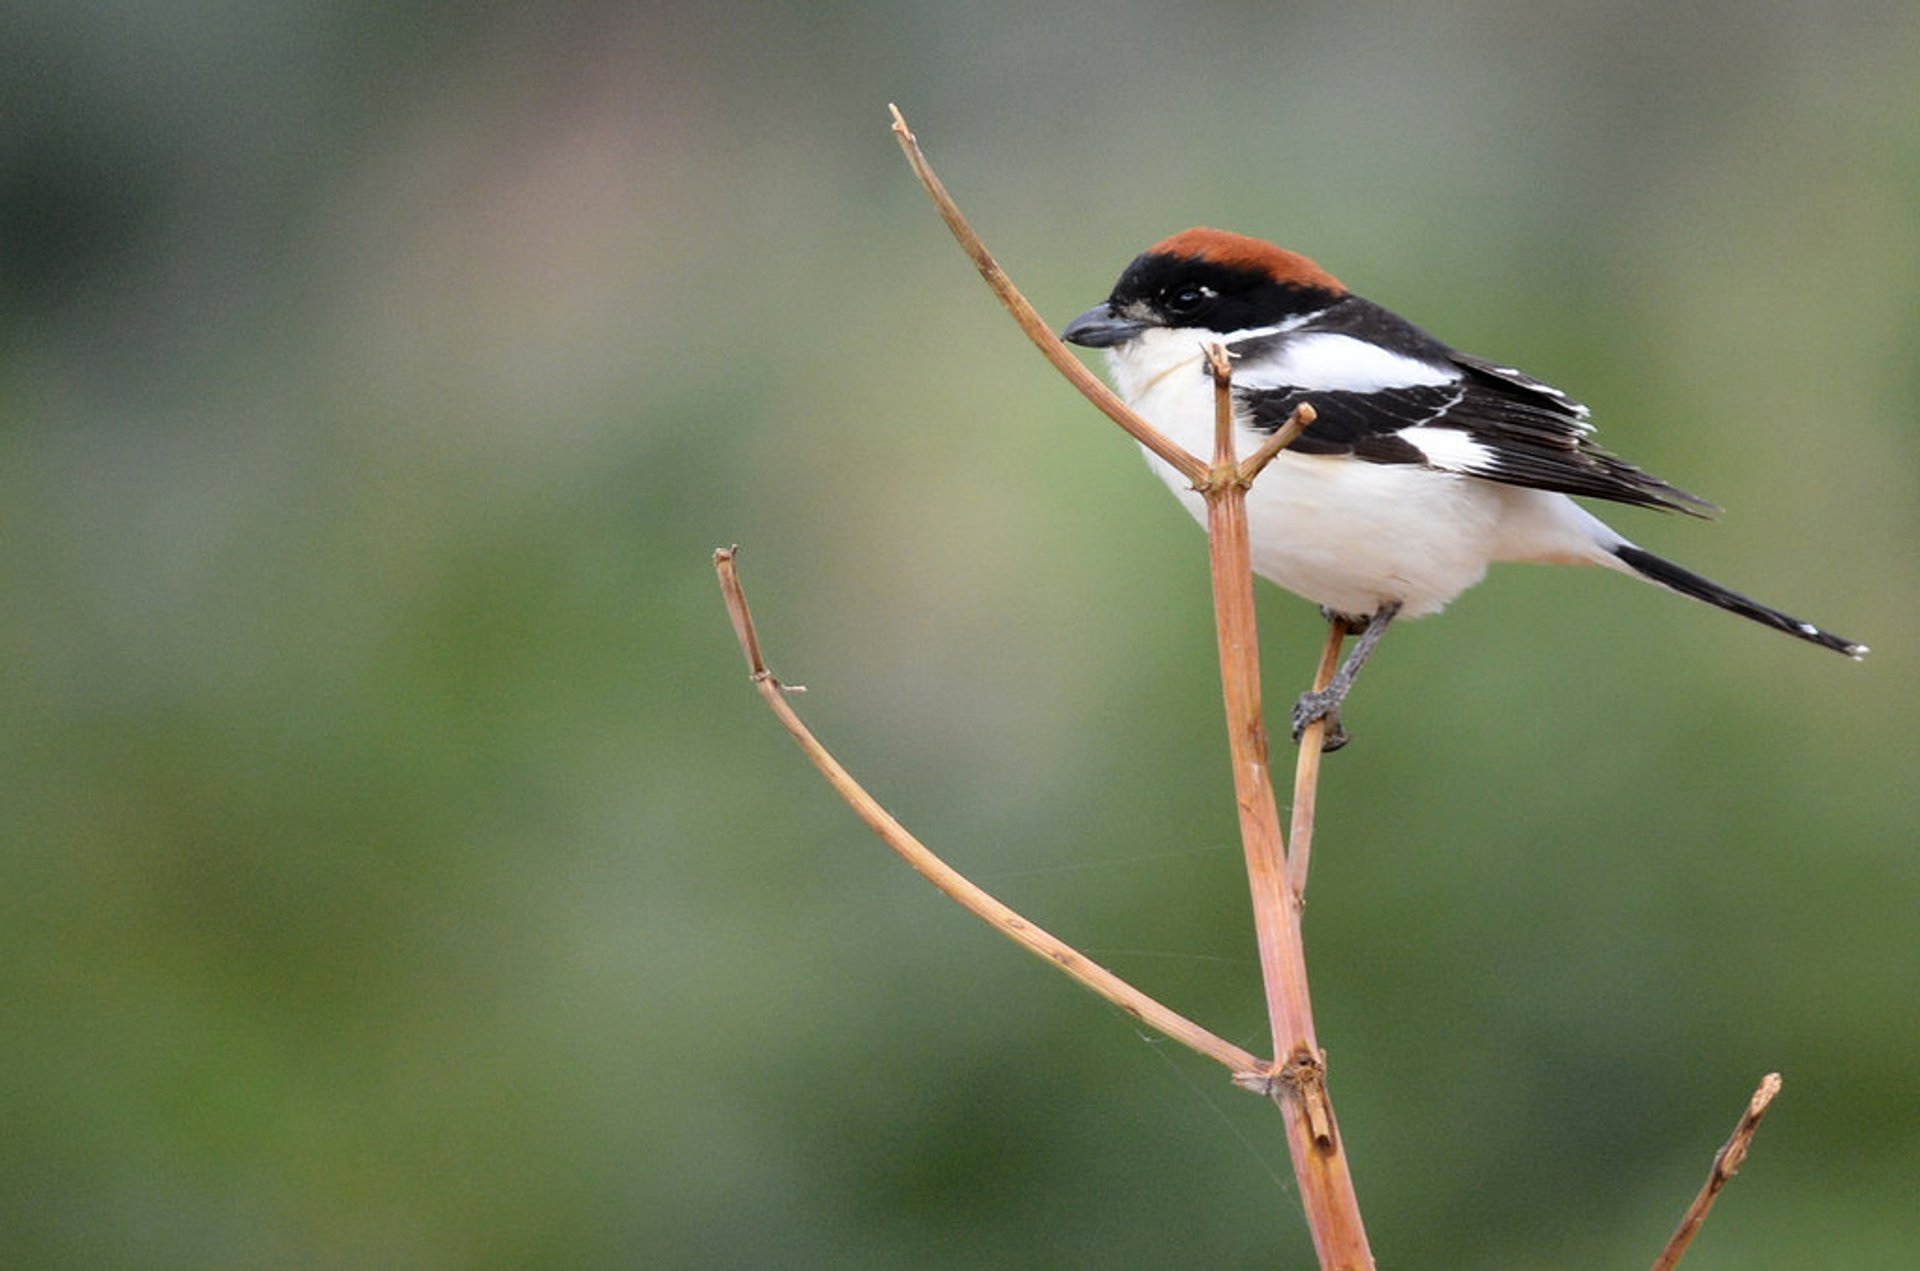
1060, 304, 1149, 348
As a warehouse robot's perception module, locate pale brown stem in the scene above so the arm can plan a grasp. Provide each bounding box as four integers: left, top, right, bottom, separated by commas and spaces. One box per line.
1202, 352, 1374, 1270
714, 546, 1267, 1077
1242, 401, 1317, 483
1287, 620, 1349, 901
887, 104, 1207, 488
1650, 1073, 1783, 1271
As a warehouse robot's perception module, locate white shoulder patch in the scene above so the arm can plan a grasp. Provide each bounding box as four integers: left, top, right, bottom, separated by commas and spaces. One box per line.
1240, 333, 1459, 393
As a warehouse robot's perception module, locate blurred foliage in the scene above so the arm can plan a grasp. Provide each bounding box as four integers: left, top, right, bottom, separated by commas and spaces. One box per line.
3, 1, 1917, 1267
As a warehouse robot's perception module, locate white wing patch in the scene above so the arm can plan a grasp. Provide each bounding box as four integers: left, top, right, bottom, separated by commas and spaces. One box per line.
1398, 424, 1497, 473
1240, 333, 1459, 393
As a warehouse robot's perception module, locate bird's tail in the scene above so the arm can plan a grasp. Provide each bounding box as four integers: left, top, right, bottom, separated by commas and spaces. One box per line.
1610, 544, 1868, 659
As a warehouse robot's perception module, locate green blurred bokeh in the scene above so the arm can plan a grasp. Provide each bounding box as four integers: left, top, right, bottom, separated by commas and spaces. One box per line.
4, 2, 1917, 1266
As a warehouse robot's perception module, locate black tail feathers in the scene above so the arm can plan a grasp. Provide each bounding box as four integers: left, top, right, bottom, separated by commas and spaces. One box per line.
1613, 545, 1867, 659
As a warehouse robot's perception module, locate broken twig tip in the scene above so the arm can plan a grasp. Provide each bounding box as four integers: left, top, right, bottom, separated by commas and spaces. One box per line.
1649, 1071, 1785, 1271
1204, 342, 1233, 382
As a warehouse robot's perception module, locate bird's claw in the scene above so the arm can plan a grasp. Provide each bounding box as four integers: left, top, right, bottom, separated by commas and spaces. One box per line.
1319, 606, 1370, 637
1291, 689, 1349, 753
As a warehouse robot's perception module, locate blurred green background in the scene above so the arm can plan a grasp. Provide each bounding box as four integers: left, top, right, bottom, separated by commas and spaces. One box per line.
5, 2, 1916, 1267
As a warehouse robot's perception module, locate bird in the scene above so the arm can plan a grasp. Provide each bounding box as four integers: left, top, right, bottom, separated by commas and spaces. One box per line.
1059, 227, 1866, 749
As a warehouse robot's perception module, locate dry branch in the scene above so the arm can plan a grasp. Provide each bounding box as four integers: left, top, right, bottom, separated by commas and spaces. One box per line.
714, 546, 1265, 1077
886, 105, 1206, 486
883, 105, 1373, 1267
1199, 350, 1371, 1266
707, 94, 1810, 1271
1650, 1073, 1783, 1270
715, 102, 1796, 1271
1287, 620, 1350, 902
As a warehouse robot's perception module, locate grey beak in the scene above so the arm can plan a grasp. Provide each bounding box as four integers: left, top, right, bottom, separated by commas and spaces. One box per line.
1060, 304, 1149, 349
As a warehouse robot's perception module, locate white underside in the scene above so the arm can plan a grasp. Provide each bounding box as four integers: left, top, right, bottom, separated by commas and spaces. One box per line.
1110, 330, 1626, 619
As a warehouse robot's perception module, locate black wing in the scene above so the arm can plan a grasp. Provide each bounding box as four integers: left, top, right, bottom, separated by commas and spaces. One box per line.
1232, 300, 1715, 516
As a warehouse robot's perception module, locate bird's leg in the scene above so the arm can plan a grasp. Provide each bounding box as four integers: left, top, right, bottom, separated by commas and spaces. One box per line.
1291, 603, 1402, 752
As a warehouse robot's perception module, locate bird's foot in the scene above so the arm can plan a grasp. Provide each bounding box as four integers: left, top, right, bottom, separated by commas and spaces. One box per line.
1319, 606, 1371, 637
1291, 689, 1349, 753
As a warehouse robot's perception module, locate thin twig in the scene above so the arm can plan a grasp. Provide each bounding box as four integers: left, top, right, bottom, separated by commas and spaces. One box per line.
1206, 344, 1236, 470
887, 104, 1208, 487
714, 546, 1266, 1077
1287, 619, 1349, 901
1650, 1073, 1783, 1271
1242, 401, 1317, 484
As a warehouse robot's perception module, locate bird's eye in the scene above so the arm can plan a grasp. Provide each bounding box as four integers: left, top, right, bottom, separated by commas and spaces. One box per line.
1165, 287, 1207, 318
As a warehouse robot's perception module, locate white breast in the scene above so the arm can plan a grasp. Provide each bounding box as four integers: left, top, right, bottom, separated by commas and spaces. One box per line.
1106, 331, 1607, 619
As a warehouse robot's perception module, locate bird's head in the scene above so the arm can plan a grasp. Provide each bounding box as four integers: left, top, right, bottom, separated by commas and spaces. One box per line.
1060, 227, 1347, 349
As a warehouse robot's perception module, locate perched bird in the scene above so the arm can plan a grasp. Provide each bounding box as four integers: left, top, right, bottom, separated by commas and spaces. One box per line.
1060, 227, 1866, 748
